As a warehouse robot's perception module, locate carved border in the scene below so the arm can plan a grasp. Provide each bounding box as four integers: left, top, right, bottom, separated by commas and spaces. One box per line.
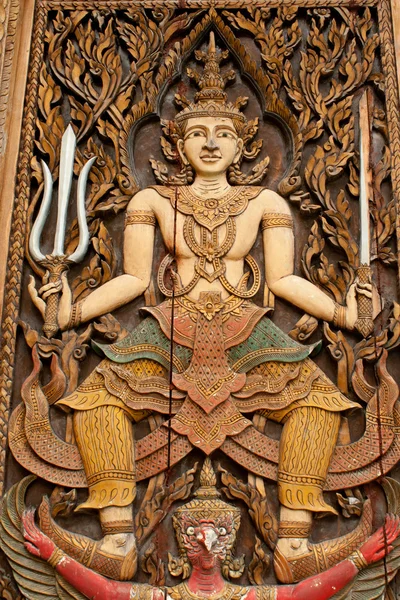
44, 0, 377, 6
378, 0, 400, 287
0, 0, 19, 155
0, 3, 46, 496
0, 0, 398, 500
392, 0, 400, 99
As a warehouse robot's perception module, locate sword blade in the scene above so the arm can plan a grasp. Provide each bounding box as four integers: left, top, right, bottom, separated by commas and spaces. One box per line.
359, 90, 372, 266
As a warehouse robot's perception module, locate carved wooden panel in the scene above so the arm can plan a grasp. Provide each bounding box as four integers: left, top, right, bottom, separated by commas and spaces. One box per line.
0, 2, 400, 599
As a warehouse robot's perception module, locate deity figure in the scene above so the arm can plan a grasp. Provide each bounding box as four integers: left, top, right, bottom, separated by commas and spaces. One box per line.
29, 33, 380, 585
22, 459, 400, 600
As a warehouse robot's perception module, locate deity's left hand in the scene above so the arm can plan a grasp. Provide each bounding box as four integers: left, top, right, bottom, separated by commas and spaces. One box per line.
359, 514, 400, 564
22, 509, 56, 561
344, 279, 382, 330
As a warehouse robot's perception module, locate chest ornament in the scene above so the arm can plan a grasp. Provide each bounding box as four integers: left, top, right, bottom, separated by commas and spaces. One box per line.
157, 187, 261, 300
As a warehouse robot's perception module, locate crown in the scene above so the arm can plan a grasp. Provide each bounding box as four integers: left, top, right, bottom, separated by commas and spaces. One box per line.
175, 32, 248, 132
174, 459, 241, 522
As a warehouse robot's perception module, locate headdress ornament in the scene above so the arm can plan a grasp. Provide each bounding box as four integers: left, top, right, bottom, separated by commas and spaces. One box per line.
175, 458, 240, 522
175, 32, 248, 133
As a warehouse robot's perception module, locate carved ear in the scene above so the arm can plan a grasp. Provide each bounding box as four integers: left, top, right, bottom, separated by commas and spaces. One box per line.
177, 139, 189, 165
222, 553, 245, 579
233, 138, 244, 165
168, 553, 190, 578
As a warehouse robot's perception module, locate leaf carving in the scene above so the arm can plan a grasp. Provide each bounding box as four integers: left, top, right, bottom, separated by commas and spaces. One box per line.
248, 537, 270, 585
219, 467, 277, 550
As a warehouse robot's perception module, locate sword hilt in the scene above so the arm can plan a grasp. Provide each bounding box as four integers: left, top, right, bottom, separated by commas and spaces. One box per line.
354, 264, 374, 338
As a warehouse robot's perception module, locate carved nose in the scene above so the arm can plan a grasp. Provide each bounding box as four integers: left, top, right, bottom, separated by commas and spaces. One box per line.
197, 527, 218, 551
203, 138, 219, 151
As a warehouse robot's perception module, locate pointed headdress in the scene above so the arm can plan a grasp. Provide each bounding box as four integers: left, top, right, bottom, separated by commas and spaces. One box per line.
175, 32, 248, 134
174, 458, 241, 523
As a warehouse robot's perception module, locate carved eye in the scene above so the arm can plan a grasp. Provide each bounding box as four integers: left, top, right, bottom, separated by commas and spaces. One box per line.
186, 526, 195, 535
218, 527, 227, 536
188, 131, 204, 138
217, 131, 234, 139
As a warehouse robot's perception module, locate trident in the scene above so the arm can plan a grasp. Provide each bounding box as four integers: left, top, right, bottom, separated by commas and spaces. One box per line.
29, 125, 95, 338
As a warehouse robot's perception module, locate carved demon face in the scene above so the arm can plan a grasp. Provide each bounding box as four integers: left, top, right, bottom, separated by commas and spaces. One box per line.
177, 116, 243, 178
179, 513, 236, 572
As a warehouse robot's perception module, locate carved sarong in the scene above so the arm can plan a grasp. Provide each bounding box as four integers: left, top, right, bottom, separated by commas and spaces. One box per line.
59, 295, 358, 513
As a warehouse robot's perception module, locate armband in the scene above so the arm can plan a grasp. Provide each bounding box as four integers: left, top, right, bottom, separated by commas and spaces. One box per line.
67, 300, 83, 330
261, 213, 293, 231
102, 519, 135, 535
333, 302, 347, 329
129, 585, 154, 600
125, 211, 156, 227
48, 547, 65, 568
347, 549, 369, 571
278, 521, 311, 538
255, 586, 278, 600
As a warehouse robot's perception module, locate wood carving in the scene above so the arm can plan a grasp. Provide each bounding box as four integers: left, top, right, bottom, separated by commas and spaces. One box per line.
1, 465, 400, 600
0, 4, 400, 599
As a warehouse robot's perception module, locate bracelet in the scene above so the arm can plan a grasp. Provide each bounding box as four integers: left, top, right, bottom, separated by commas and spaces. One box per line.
333, 303, 347, 329
48, 547, 65, 568
67, 300, 83, 330
347, 549, 369, 571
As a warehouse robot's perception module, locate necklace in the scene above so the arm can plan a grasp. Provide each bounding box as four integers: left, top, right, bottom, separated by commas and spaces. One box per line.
176, 186, 260, 231
156, 185, 262, 300
168, 581, 249, 600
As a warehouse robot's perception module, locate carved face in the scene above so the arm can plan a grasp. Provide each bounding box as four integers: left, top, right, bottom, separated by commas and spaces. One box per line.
177, 116, 243, 178
179, 514, 236, 572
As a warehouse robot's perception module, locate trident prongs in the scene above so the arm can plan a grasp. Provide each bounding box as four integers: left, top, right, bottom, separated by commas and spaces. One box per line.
53, 124, 76, 257
29, 160, 53, 263
29, 125, 95, 338
69, 156, 96, 263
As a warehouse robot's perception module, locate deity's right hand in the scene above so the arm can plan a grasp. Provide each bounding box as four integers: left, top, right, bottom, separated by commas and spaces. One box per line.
22, 509, 56, 562
28, 271, 72, 331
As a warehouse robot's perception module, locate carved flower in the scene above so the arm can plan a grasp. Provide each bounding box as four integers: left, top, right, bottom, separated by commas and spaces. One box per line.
308, 8, 330, 17
205, 241, 217, 262
196, 292, 224, 320
205, 199, 219, 209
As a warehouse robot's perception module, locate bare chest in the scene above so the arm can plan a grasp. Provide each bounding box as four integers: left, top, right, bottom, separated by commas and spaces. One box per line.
154, 198, 263, 261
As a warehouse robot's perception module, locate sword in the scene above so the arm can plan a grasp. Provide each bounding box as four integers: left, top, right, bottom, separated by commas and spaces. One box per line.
354, 89, 374, 339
